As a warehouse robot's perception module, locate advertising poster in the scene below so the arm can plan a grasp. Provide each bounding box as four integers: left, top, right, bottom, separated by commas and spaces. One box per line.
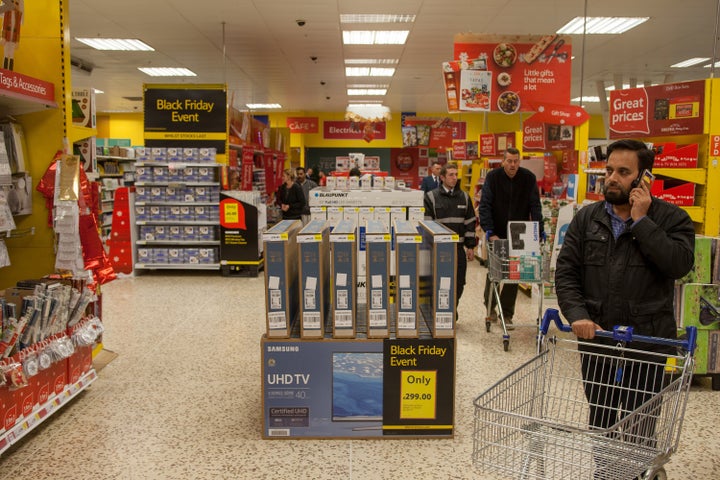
450, 34, 572, 114
390, 148, 420, 187
323, 121, 387, 141
219, 192, 259, 263
609, 80, 705, 138
286, 117, 319, 134
143, 84, 227, 153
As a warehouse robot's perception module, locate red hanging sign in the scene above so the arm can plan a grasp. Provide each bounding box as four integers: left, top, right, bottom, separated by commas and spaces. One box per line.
526, 102, 590, 126
480, 134, 496, 155
240, 146, 254, 191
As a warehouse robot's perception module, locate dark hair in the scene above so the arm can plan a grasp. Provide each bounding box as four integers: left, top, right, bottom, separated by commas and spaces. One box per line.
296, 166, 306, 174
431, 160, 442, 167
607, 139, 654, 171
440, 163, 458, 177
349, 167, 362, 177
504, 147, 520, 159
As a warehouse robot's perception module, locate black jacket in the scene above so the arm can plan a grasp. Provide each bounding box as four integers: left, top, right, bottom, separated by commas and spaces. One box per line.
555, 198, 694, 345
277, 182, 306, 220
423, 186, 477, 249
479, 166, 543, 238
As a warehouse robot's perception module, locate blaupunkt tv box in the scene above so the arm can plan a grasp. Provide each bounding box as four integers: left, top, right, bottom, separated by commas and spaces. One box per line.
419, 220, 457, 338
394, 220, 422, 338
366, 220, 391, 338
298, 220, 331, 339
264, 220, 302, 338
330, 219, 357, 338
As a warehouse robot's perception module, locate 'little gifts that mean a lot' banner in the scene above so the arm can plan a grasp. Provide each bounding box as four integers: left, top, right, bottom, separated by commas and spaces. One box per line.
447, 34, 572, 114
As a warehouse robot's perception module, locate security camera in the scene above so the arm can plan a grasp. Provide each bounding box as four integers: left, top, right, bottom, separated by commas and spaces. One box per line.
296, 19, 306, 27
326, 96, 331, 100
320, 81, 326, 86
310, 56, 318, 62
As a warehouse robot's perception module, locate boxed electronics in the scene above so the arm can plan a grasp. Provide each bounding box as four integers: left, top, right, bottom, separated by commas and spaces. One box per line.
419, 220, 457, 338
365, 220, 391, 338
394, 220, 422, 338
297, 220, 331, 339
330, 219, 357, 338
263, 220, 302, 338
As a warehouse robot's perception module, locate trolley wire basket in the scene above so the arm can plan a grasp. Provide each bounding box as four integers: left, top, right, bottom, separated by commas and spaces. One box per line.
487, 243, 543, 284
472, 308, 697, 480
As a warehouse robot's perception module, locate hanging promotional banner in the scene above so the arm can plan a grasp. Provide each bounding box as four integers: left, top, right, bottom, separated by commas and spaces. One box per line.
390, 148, 420, 187
144, 84, 228, 153
609, 80, 705, 138
428, 126, 454, 149
286, 117, 319, 134
480, 133, 496, 155
323, 121, 386, 140
452, 121, 467, 140
526, 102, 590, 126
522, 121, 546, 151
450, 34, 572, 114
241, 146, 255, 191
523, 120, 574, 151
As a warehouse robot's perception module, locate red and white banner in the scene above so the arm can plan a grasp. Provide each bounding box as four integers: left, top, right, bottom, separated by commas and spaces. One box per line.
323, 121, 386, 140
526, 102, 589, 126
0, 69, 56, 106
609, 80, 705, 138
451, 34, 572, 113
240, 146, 254, 191
522, 121, 546, 150
286, 117, 319, 134
480, 133, 496, 155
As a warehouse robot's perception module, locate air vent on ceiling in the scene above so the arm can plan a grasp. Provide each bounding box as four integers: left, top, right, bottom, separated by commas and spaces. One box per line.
122, 96, 143, 102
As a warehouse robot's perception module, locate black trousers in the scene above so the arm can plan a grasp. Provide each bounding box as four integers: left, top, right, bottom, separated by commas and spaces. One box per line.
483, 274, 518, 318
456, 245, 467, 306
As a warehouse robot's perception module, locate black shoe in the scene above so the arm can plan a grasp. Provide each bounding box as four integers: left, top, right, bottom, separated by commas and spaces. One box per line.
505, 317, 515, 330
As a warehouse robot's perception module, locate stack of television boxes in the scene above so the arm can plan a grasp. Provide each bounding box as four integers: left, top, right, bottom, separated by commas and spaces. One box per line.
263, 188, 458, 339
134, 147, 221, 265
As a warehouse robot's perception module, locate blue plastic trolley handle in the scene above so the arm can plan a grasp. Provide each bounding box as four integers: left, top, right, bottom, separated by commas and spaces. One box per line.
540, 308, 698, 355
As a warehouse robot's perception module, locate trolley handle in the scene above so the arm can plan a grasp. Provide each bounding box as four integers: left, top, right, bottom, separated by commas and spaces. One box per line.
540, 308, 697, 355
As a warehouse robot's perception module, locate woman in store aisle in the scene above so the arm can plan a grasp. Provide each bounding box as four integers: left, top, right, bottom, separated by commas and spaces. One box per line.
276, 168, 305, 220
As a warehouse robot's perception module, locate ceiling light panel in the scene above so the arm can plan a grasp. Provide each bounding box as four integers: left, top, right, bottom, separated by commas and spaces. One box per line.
246, 103, 282, 109
76, 38, 154, 51
344, 59, 399, 65
704, 61, 720, 68
571, 96, 601, 103
138, 67, 196, 77
557, 17, 649, 34
347, 89, 388, 96
342, 31, 409, 45
345, 67, 396, 77
340, 14, 416, 24
671, 57, 711, 68
347, 84, 390, 89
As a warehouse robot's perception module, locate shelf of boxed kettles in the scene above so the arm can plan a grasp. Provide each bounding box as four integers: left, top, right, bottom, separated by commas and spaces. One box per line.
0, 280, 104, 456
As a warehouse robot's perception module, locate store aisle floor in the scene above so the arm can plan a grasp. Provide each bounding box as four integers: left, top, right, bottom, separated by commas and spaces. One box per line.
0, 261, 718, 479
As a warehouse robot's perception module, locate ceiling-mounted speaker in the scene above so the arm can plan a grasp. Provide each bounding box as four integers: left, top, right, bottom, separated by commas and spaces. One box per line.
71, 56, 94, 75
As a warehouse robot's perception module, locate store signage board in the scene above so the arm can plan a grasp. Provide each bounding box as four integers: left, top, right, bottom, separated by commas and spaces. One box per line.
526, 102, 590, 126
0, 69, 56, 107
609, 80, 705, 138
323, 121, 387, 140
287, 117, 319, 134
450, 34, 572, 113
522, 119, 575, 151
143, 84, 228, 153
480, 133, 496, 155
261, 337, 454, 438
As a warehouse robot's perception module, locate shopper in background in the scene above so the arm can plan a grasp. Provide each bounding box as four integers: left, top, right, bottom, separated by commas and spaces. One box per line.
424, 163, 477, 319
420, 160, 442, 193
276, 168, 305, 221
318, 170, 327, 186
349, 167, 362, 177
296, 166, 317, 225
479, 147, 543, 329
306, 166, 319, 184
554, 140, 694, 477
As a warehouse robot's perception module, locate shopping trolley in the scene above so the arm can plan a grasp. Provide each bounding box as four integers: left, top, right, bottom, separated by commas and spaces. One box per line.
485, 242, 544, 351
472, 308, 697, 480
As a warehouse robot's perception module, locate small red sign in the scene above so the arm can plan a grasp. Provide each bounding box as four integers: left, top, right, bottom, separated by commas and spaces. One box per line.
526, 102, 590, 126
452, 121, 467, 140
609, 88, 651, 136
453, 142, 467, 159
480, 134, 496, 155
287, 116, 319, 133
323, 121, 387, 140
0, 69, 56, 106
429, 126, 453, 149
711, 135, 720, 157
522, 121, 546, 151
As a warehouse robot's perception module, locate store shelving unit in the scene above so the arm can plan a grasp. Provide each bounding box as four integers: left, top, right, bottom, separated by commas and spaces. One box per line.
97, 155, 136, 245
133, 161, 222, 271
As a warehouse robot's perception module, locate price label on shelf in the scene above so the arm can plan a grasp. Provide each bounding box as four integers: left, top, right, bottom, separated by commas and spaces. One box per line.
399, 370, 437, 420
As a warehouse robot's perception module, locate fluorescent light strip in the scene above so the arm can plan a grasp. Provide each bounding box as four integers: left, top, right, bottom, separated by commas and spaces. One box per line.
340, 14, 415, 24
344, 58, 399, 65
347, 89, 387, 96
246, 103, 282, 109
703, 61, 720, 68
347, 84, 390, 89
93, 89, 104, 94
571, 96, 601, 103
76, 38, 154, 51
557, 17, 649, 34
138, 67, 196, 77
342, 30, 409, 45
345, 67, 396, 77
672, 57, 711, 68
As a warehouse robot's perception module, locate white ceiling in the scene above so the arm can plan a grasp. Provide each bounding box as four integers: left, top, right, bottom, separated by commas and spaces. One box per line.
68, 0, 719, 116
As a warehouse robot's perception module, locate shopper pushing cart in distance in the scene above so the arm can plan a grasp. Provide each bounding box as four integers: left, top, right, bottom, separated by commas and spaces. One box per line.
479, 147, 544, 330
554, 139, 695, 478
423, 163, 477, 320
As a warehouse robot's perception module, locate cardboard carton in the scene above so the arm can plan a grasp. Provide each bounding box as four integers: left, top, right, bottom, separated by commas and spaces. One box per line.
264, 220, 302, 338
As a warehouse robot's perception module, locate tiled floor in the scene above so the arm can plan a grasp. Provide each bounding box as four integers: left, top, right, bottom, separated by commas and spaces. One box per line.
0, 260, 718, 479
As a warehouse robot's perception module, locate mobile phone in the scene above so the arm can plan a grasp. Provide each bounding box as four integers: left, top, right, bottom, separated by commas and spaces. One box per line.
631, 169, 655, 189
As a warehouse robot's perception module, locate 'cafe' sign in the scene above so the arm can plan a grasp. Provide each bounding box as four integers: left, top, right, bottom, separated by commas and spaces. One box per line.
286, 117, 319, 134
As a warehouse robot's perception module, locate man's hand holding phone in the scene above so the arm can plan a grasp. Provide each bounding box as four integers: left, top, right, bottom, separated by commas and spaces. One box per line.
630, 169, 653, 221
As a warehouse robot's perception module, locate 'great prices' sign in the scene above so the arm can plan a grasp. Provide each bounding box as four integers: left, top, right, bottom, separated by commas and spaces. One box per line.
609, 80, 705, 138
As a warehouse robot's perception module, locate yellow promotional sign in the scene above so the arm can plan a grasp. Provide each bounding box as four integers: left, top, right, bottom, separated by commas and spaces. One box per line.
399, 370, 437, 420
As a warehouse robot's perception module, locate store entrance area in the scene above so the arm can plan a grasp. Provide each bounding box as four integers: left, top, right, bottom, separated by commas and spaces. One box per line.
0, 262, 717, 478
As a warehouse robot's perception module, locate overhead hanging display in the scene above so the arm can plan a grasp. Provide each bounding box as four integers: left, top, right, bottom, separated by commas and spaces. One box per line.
446, 34, 572, 114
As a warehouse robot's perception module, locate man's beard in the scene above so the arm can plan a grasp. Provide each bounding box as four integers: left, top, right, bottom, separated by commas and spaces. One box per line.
603, 183, 630, 205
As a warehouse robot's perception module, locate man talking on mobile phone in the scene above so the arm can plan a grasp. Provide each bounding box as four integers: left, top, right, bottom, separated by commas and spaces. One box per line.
554, 139, 695, 479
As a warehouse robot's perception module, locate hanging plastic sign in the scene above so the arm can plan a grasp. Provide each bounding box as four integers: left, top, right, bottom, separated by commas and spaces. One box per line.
526, 102, 590, 126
